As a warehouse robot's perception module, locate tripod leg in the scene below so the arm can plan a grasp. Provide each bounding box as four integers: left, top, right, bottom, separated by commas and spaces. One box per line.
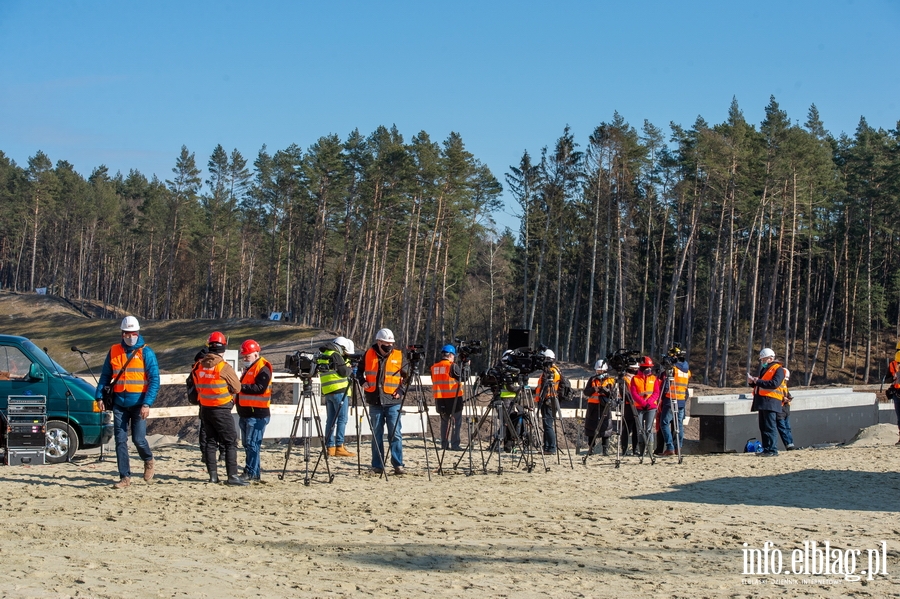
279, 393, 306, 480
552, 395, 574, 469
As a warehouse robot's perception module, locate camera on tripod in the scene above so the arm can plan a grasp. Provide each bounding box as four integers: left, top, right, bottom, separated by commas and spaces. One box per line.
406, 344, 425, 363
479, 363, 520, 391
284, 351, 322, 379
607, 348, 641, 373
456, 338, 483, 360
662, 343, 686, 367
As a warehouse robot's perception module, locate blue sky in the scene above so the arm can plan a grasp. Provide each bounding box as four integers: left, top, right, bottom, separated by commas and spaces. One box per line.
1, 1, 898, 232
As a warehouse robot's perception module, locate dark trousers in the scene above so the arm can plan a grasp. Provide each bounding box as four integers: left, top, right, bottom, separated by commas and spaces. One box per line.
585, 402, 610, 448
621, 403, 638, 453
541, 402, 557, 452
200, 405, 240, 477
757, 409, 779, 454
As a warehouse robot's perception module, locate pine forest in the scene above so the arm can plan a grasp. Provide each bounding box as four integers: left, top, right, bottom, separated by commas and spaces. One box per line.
1, 97, 899, 387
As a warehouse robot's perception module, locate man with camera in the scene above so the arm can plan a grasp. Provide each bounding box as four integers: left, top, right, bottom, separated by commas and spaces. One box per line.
583, 359, 615, 455
96, 316, 160, 489
191, 332, 248, 485
359, 328, 408, 475
318, 337, 356, 458
431, 344, 464, 451
660, 348, 691, 457
534, 348, 563, 455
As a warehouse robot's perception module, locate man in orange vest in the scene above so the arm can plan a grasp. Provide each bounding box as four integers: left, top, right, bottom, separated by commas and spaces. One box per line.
236, 339, 271, 482
660, 349, 691, 457
96, 316, 160, 489
534, 348, 563, 455
431, 344, 464, 451
747, 347, 785, 457
358, 328, 408, 475
192, 332, 248, 485
888, 346, 900, 445
583, 359, 615, 455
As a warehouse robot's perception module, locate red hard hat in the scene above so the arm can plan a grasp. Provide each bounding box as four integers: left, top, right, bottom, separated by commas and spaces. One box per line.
640, 356, 654, 368
240, 339, 260, 356
208, 331, 227, 345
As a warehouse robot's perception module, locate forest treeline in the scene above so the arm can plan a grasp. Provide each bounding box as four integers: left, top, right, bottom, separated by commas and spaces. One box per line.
1, 97, 898, 386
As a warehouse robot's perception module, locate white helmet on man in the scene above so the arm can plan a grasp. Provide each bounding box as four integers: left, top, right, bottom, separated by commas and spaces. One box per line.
783, 368, 791, 381
121, 315, 140, 332
375, 328, 395, 343
542, 348, 556, 360
759, 347, 775, 360
333, 336, 355, 355
594, 359, 608, 372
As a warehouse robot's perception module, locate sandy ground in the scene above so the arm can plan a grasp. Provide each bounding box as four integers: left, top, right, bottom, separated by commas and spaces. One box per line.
0, 426, 899, 599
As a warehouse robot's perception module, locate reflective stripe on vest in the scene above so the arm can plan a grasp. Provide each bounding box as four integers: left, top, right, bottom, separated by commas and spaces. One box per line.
535, 367, 560, 402
431, 359, 460, 399
666, 369, 690, 400
240, 358, 272, 408
318, 350, 349, 395
587, 375, 615, 404
194, 361, 233, 406
757, 362, 785, 401
110, 345, 147, 394
632, 374, 658, 399
363, 348, 403, 395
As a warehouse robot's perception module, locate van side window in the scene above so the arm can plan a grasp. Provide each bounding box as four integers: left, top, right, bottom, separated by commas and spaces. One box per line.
0, 346, 32, 380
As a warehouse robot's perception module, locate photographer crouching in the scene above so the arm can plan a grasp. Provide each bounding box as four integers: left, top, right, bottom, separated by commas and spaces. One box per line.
358, 328, 409, 475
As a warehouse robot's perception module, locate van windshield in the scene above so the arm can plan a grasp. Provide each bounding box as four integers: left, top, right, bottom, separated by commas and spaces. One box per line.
22, 340, 69, 374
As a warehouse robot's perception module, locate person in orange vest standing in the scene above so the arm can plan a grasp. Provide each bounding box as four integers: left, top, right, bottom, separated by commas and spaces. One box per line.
192, 332, 248, 485
95, 316, 160, 489
431, 344, 464, 451
747, 347, 785, 457
660, 349, 691, 457
583, 359, 615, 455
629, 356, 661, 456
888, 345, 900, 446
358, 328, 408, 475
236, 339, 272, 483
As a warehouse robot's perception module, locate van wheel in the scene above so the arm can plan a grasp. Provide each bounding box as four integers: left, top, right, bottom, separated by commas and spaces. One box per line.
45, 421, 79, 463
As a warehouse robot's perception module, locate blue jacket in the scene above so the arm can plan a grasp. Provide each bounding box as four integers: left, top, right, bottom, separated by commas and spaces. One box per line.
95, 334, 160, 408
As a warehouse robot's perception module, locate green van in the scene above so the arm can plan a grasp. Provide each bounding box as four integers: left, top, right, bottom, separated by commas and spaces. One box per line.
0, 335, 114, 463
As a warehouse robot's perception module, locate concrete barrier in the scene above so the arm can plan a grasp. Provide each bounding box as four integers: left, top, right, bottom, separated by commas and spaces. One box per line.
689, 387, 879, 452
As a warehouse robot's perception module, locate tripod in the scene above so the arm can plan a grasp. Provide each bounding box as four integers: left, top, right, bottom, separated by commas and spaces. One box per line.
457, 376, 537, 475
278, 377, 334, 485
661, 366, 685, 464
402, 360, 442, 480
581, 375, 620, 467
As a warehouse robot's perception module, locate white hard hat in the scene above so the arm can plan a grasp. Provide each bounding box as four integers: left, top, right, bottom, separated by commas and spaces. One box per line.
121, 316, 140, 332
594, 359, 608, 371
375, 328, 395, 343
759, 348, 775, 359
333, 336, 355, 354
542, 348, 556, 360
783, 368, 791, 380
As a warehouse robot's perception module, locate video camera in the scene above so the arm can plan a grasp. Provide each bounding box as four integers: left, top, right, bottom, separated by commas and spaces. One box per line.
406, 344, 425, 363
606, 348, 641, 373
284, 351, 321, 379
503, 346, 551, 375
479, 363, 521, 391
662, 343, 687, 367
455, 338, 483, 360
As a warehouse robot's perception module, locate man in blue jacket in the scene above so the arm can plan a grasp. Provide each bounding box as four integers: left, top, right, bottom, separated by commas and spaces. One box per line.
96, 316, 160, 488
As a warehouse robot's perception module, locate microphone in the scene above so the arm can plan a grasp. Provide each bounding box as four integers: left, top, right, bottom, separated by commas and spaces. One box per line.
71, 346, 90, 355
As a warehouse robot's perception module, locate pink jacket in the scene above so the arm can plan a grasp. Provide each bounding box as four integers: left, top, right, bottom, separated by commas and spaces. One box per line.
629, 371, 661, 410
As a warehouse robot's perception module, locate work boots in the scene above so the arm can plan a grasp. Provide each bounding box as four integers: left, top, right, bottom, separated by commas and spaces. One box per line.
143, 458, 155, 482
327, 446, 336, 457
113, 477, 131, 489
334, 445, 355, 458
207, 465, 219, 484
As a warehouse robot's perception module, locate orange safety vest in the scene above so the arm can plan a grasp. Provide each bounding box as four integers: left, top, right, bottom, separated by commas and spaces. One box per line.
632, 374, 658, 400
109, 345, 147, 394
239, 358, 272, 408
890, 360, 900, 389
666, 368, 690, 401
193, 361, 233, 407
363, 348, 403, 395
587, 375, 615, 404
534, 366, 560, 402
430, 359, 460, 399
756, 362, 785, 402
